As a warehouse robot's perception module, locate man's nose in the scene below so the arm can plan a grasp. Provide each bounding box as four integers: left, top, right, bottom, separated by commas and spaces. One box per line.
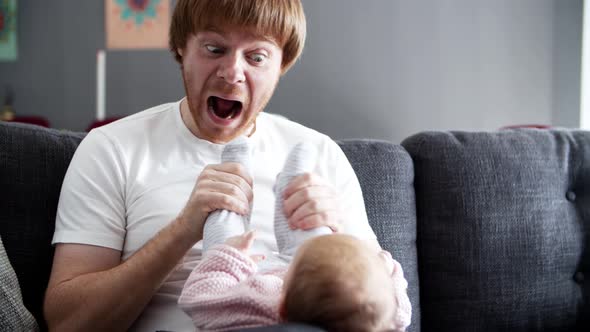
217, 54, 246, 84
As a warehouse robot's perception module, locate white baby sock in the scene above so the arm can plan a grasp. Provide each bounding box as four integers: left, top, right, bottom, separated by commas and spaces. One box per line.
202, 137, 252, 252
274, 142, 332, 257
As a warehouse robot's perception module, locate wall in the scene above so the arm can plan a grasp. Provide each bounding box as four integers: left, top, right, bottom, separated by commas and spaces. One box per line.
553, 0, 583, 128
0, 1, 184, 131
0, 0, 583, 142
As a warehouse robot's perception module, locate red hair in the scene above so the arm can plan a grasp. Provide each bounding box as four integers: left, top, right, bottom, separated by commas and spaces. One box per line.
169, 0, 306, 73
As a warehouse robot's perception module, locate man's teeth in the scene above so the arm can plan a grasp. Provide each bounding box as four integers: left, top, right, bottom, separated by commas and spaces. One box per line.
217, 108, 236, 119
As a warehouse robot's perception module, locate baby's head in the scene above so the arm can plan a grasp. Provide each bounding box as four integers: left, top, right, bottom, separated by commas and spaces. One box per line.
279, 234, 405, 332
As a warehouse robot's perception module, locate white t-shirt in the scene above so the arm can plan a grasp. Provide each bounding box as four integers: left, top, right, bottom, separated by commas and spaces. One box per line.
53, 99, 376, 331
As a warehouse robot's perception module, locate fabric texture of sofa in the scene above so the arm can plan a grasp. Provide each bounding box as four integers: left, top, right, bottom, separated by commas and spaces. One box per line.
0, 121, 588, 332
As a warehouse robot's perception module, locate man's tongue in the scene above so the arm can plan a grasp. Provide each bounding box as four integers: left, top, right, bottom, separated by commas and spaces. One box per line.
212, 97, 237, 119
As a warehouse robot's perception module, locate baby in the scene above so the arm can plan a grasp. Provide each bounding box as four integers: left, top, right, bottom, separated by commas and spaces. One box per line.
280, 233, 410, 331
178, 140, 411, 331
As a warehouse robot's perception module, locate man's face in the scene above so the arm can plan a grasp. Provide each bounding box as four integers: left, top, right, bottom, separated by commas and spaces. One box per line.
178, 28, 283, 143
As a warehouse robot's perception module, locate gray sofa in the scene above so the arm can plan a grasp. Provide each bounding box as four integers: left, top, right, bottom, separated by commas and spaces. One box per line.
0, 121, 588, 332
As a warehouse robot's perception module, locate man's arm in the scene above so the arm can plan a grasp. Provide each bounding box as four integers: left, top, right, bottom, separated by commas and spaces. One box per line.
44, 215, 198, 332
44, 160, 253, 332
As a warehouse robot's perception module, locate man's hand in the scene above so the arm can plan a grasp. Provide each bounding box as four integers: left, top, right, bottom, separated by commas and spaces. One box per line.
282, 173, 342, 232
177, 162, 253, 240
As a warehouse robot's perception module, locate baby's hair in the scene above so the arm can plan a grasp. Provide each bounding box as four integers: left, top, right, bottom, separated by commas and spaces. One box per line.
282, 234, 394, 332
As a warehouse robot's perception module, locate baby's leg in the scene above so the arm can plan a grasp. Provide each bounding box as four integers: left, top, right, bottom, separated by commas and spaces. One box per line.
202, 137, 252, 251
274, 142, 332, 257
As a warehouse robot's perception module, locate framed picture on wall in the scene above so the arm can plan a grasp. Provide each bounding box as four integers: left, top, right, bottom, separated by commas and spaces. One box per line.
0, 0, 17, 61
106, 0, 169, 49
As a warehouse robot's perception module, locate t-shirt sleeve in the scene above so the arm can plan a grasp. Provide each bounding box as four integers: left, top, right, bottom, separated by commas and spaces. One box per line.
52, 129, 126, 250
318, 138, 377, 241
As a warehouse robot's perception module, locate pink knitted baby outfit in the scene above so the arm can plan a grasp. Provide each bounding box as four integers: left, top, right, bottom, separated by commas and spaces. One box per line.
178, 245, 284, 331
178, 244, 412, 331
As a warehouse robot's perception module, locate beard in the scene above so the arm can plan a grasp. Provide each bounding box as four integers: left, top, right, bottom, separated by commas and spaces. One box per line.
180, 70, 278, 143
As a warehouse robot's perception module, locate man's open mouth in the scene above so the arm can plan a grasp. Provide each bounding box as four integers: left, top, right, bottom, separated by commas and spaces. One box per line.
208, 96, 243, 120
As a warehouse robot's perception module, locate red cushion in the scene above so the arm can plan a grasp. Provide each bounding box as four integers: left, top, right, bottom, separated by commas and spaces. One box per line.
86, 117, 121, 132
10, 116, 51, 128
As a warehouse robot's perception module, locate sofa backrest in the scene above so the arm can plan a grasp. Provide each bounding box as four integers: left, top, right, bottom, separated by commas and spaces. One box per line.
0, 122, 85, 330
0, 122, 421, 332
402, 129, 589, 332
339, 140, 420, 332
6, 120, 586, 332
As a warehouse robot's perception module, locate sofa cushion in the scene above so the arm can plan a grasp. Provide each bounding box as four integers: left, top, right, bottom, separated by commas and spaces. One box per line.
402, 129, 589, 332
0, 122, 85, 330
339, 139, 420, 332
0, 235, 39, 331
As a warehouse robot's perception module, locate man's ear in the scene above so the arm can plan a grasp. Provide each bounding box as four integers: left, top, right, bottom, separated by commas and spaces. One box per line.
177, 48, 184, 57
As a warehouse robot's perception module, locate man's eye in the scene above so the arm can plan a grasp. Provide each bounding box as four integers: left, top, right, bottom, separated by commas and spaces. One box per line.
249, 53, 266, 63
206, 45, 223, 54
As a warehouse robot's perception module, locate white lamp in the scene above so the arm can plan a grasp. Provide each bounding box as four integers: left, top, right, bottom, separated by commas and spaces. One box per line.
580, 0, 590, 129
96, 49, 106, 121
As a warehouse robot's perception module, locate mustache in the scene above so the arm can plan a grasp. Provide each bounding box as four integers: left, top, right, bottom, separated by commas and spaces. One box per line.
208, 81, 247, 100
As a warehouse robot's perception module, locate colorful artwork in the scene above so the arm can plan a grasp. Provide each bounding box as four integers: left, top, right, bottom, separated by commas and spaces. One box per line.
106, 0, 170, 49
0, 0, 17, 61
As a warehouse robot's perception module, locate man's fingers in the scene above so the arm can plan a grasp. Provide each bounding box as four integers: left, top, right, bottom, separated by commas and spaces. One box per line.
198, 190, 250, 215
203, 170, 253, 202
282, 173, 326, 199
283, 185, 333, 218
290, 210, 341, 232
196, 166, 254, 215
207, 162, 253, 187
201, 181, 251, 206
279, 173, 342, 232
181, 162, 253, 236
288, 198, 337, 224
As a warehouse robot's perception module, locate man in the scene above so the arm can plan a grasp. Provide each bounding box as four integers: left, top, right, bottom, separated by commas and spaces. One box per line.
44, 1, 379, 331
